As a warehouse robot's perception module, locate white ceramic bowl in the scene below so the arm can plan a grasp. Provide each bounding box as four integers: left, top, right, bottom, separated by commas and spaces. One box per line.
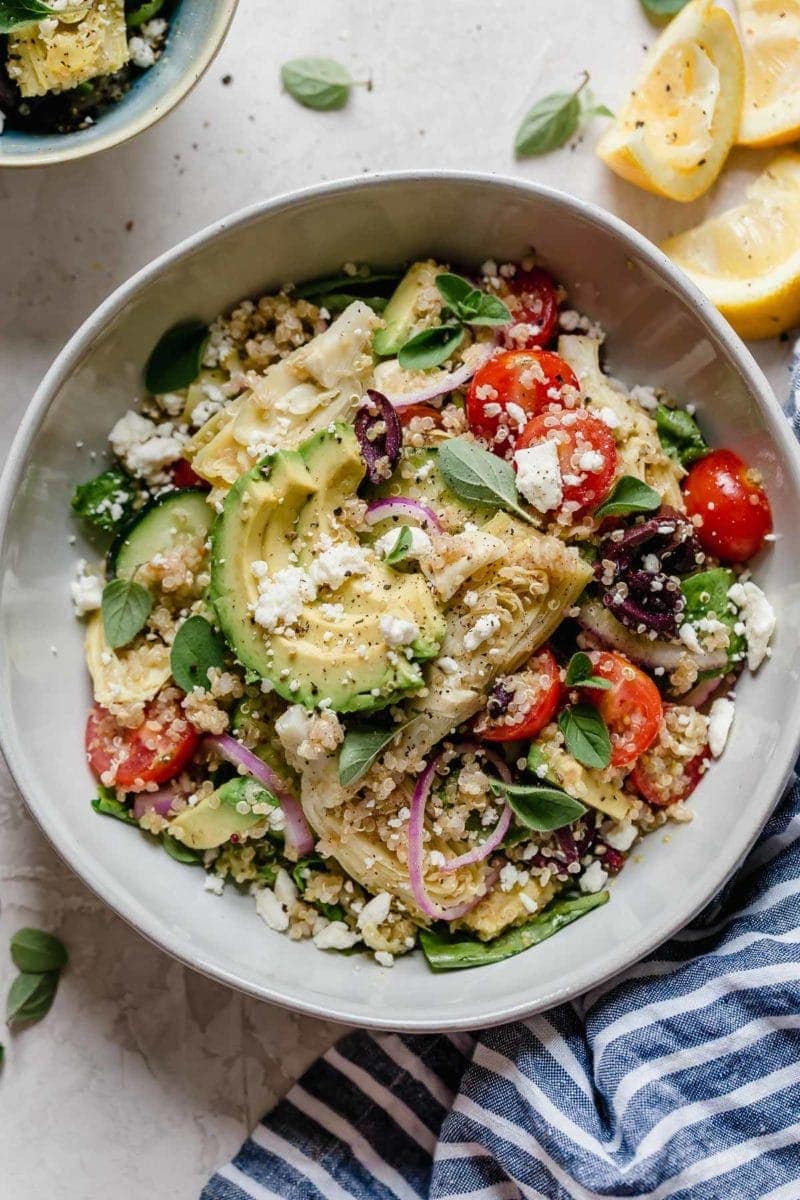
0, 0, 238, 168
2, 173, 800, 1031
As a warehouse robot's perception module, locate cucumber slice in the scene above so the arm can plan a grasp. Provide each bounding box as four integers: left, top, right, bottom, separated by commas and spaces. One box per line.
108, 488, 214, 579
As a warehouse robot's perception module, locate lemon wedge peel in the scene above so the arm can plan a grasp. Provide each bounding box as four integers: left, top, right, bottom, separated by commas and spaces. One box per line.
597, 0, 744, 202
662, 151, 800, 339
737, 0, 800, 147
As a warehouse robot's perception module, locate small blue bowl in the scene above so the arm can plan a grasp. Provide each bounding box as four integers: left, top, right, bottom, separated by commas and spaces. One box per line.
0, 0, 238, 167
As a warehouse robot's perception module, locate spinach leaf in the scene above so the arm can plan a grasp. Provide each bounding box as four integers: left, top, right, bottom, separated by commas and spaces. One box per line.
564, 651, 612, 690
559, 703, 611, 769
312, 293, 388, 316
281, 57, 353, 110
161, 833, 202, 865
489, 778, 587, 831
10, 929, 68, 974
437, 438, 537, 524
397, 324, 465, 371
681, 568, 745, 667
419, 891, 609, 970
71, 469, 137, 534
594, 475, 661, 519
339, 723, 408, 787
294, 269, 401, 300
144, 320, 208, 395
656, 405, 709, 467
170, 615, 227, 693
91, 786, 135, 823
101, 578, 152, 648
6, 971, 59, 1026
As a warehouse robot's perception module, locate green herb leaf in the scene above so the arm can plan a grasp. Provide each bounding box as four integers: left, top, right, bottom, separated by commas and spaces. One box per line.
281, 57, 353, 111
292, 854, 325, 892
10, 929, 68, 974
594, 475, 662, 519
559, 703, 611, 769
515, 89, 581, 157
640, 0, 690, 17
71, 468, 137, 534
384, 525, 413, 566
656, 405, 710, 468
161, 833, 202, 865
338, 723, 407, 787
525, 742, 550, 777
435, 273, 511, 327
144, 320, 208, 395
419, 891, 609, 970
587, 103, 614, 117
170, 615, 227, 693
91, 785, 135, 823
436, 438, 537, 525
397, 324, 466, 371
6, 971, 59, 1026
489, 778, 587, 831
681, 567, 745, 668
0, 0, 54, 34
565, 651, 612, 691
101, 578, 152, 649
310, 293, 389, 316
125, 0, 165, 26
294, 269, 401, 300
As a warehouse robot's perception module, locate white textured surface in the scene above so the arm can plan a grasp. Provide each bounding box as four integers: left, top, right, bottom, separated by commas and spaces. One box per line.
0, 0, 795, 1195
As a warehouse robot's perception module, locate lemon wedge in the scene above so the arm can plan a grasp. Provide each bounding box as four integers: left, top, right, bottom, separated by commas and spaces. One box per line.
662, 152, 800, 338
737, 0, 800, 146
597, 0, 743, 202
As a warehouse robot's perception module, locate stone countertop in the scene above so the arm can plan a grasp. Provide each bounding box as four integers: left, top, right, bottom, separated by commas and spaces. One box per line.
0, 0, 794, 1195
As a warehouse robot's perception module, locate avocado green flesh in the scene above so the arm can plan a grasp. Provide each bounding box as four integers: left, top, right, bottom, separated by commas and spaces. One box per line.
372, 261, 442, 358
169, 777, 276, 851
210, 424, 445, 713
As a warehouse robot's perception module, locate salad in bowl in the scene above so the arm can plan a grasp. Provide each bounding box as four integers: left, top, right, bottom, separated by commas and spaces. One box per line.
69, 258, 775, 972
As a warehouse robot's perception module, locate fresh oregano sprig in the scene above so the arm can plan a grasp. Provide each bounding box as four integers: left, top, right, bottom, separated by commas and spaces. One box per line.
515, 71, 613, 158
280, 57, 371, 111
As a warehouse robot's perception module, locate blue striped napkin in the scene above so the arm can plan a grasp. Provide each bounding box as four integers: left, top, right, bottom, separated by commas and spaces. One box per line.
202, 346, 800, 1200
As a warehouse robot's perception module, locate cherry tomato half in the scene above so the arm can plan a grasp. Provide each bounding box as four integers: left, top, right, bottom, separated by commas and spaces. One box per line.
170, 459, 207, 489
630, 749, 708, 808
476, 648, 562, 742
86, 693, 200, 792
516, 410, 618, 518
502, 267, 559, 350
396, 403, 444, 428
582, 651, 663, 769
683, 449, 772, 563
466, 349, 579, 455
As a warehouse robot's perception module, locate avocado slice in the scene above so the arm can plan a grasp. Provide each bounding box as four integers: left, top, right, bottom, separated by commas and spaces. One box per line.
169, 777, 277, 851
210, 425, 445, 712
372, 260, 443, 358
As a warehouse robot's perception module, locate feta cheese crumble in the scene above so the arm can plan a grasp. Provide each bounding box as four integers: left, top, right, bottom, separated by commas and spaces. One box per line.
313, 921, 361, 950
514, 439, 563, 513
251, 564, 317, 633
374, 525, 432, 560
579, 860, 609, 894
108, 410, 186, 487
70, 559, 103, 616
309, 540, 371, 592
728, 581, 775, 671
708, 697, 735, 758
464, 613, 501, 652
380, 614, 420, 647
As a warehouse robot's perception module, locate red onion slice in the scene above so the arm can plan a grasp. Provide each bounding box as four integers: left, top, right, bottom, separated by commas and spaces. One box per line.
577, 600, 727, 676
133, 788, 178, 821
408, 752, 499, 921
205, 733, 314, 858
364, 496, 443, 533
438, 743, 512, 873
381, 343, 496, 409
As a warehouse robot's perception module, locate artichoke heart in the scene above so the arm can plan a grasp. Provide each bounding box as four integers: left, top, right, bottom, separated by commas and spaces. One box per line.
8, 0, 129, 98
85, 611, 171, 714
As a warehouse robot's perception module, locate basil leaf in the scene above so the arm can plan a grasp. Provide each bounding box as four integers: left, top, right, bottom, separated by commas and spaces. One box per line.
435, 273, 511, 327
144, 320, 207, 395
515, 89, 581, 157
384, 525, 412, 566
91, 786, 135, 823
594, 475, 661, 519
294, 269, 401, 300
101, 578, 152, 649
397, 324, 465, 371
339, 723, 407, 787
565, 651, 612, 691
436, 438, 536, 525
6, 971, 59, 1026
641, 0, 690, 15
125, 0, 164, 25
281, 57, 352, 111
681, 568, 745, 668
489, 778, 587, 831
419, 891, 609, 971
0, 0, 53, 33
10, 929, 68, 974
559, 703, 611, 769
161, 833, 202, 865
71, 468, 137, 534
170, 615, 227, 693
656, 405, 709, 468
